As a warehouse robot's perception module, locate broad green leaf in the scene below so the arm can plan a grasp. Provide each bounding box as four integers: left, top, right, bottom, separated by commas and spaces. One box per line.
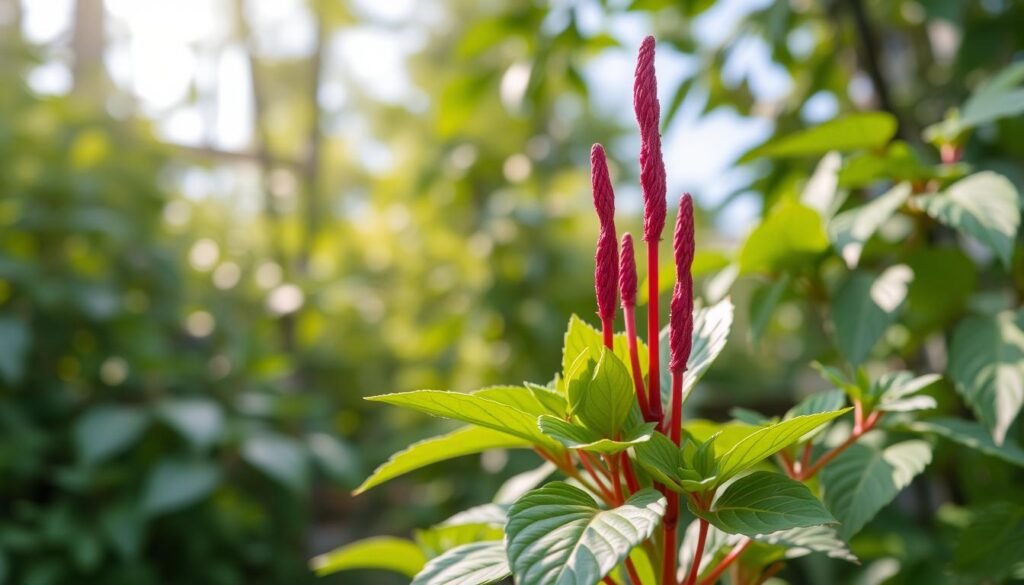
821, 436, 932, 539
538, 416, 655, 454
475, 385, 557, 417
526, 383, 568, 417
743, 112, 896, 160
74, 405, 150, 466
0, 315, 30, 384
693, 472, 834, 536
828, 182, 911, 268
310, 537, 427, 578
716, 409, 851, 481
415, 523, 504, 558
904, 417, 1024, 467
658, 298, 734, 411
838, 141, 964, 188
786, 389, 847, 420
356, 426, 529, 495
947, 309, 1024, 445
832, 265, 913, 365
140, 458, 220, 516
505, 482, 665, 585
574, 349, 634, 438
954, 503, 1024, 580
870, 371, 940, 412
367, 390, 560, 449
241, 432, 310, 492
633, 431, 694, 492
738, 200, 829, 274
156, 398, 224, 450
411, 541, 509, 585
494, 462, 557, 504
925, 63, 1024, 143
918, 171, 1021, 268
749, 275, 790, 342
561, 315, 649, 382
753, 525, 857, 563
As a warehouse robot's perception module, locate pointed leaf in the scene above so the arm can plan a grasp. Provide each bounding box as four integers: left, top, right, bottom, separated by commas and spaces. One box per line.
505, 482, 666, 585
828, 183, 911, 268
356, 426, 529, 495
821, 437, 932, 539
575, 349, 635, 438
716, 409, 850, 481
411, 541, 510, 585
947, 309, 1024, 445
311, 537, 427, 578
693, 472, 834, 536
562, 315, 648, 382
785, 389, 847, 420
832, 265, 913, 365
539, 416, 655, 454
743, 112, 897, 160
904, 417, 1024, 468
367, 390, 560, 449
871, 371, 940, 413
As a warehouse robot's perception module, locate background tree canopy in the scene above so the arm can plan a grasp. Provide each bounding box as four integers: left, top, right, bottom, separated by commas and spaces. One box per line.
0, 0, 1022, 583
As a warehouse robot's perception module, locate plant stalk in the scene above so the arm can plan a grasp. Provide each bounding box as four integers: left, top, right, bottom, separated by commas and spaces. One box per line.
624, 304, 650, 417
683, 517, 710, 585
697, 538, 751, 585
646, 243, 663, 421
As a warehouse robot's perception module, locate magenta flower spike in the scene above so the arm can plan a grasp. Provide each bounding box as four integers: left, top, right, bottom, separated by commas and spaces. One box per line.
618, 233, 649, 416
591, 144, 618, 349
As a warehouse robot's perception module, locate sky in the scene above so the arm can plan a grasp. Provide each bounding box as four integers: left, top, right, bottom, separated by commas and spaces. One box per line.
18, 0, 820, 237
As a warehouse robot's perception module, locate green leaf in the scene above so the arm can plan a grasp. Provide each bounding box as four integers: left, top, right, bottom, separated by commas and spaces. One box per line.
367, 390, 560, 449
475, 385, 556, 417
954, 503, 1024, 580
838, 142, 964, 188
310, 537, 427, 578
752, 525, 857, 563
411, 541, 509, 585
356, 426, 528, 495
715, 409, 851, 481
156, 398, 224, 450
832, 265, 913, 365
241, 432, 310, 492
633, 431, 692, 492
73, 405, 150, 466
925, 63, 1024, 143
744, 112, 897, 160
947, 309, 1024, 445
821, 436, 932, 539
786, 389, 847, 420
918, 171, 1021, 268
870, 371, 940, 413
574, 349, 635, 438
140, 458, 220, 516
693, 472, 834, 536
562, 315, 649, 383
738, 200, 829, 274
904, 417, 1024, 467
828, 182, 911, 268
0, 315, 30, 384
505, 482, 666, 585
658, 298, 734, 410
538, 416, 655, 454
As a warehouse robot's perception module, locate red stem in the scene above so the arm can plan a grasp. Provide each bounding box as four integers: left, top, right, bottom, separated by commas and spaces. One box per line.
601, 314, 615, 351
607, 454, 625, 505
755, 562, 784, 585
603, 577, 617, 585
696, 538, 751, 585
621, 452, 640, 494
668, 369, 683, 445
623, 304, 650, 417
580, 452, 617, 502
683, 518, 710, 585
660, 487, 679, 585
647, 243, 663, 421
626, 557, 644, 585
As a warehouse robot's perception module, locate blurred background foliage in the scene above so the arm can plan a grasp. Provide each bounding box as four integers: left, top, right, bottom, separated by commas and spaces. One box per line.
0, 0, 1021, 583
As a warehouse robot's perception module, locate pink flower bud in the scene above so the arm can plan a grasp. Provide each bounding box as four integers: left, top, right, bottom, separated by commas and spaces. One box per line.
590, 144, 615, 229
591, 144, 618, 321
634, 36, 666, 243
618, 233, 637, 308
669, 194, 695, 372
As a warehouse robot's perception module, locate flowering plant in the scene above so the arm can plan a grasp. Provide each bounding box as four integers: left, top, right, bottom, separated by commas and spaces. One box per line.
311, 37, 1022, 585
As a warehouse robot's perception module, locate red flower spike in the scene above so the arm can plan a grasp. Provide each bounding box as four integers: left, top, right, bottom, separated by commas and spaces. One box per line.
618, 233, 637, 308
634, 35, 666, 243
669, 194, 695, 373
591, 144, 618, 328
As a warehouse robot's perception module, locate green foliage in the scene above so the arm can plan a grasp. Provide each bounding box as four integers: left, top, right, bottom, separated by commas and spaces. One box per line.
505, 482, 665, 585
738, 200, 829, 274
310, 537, 427, 578
692, 472, 834, 536
831, 266, 913, 365
410, 541, 510, 585
744, 113, 897, 160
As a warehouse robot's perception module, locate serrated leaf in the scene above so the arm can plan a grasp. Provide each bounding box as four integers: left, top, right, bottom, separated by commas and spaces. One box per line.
156, 398, 224, 450
821, 437, 932, 539
919, 171, 1021, 268
311, 537, 427, 578
828, 182, 911, 268
947, 309, 1024, 445
411, 541, 509, 585
904, 417, 1024, 467
367, 390, 560, 449
505, 482, 665, 585
538, 416, 655, 454
74, 405, 150, 466
832, 266, 913, 365
140, 458, 220, 516
738, 200, 829, 274
562, 315, 649, 383
744, 112, 897, 160
693, 472, 834, 536
716, 409, 850, 481
870, 371, 940, 412
658, 298, 734, 411
574, 349, 635, 438
954, 503, 1024, 580
356, 426, 529, 495
241, 432, 309, 492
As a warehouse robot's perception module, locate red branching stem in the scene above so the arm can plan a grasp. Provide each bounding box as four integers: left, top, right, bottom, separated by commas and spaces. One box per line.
697, 538, 752, 585
756, 562, 785, 585
580, 452, 616, 502
623, 304, 649, 416
602, 577, 617, 585
661, 491, 679, 585
607, 454, 625, 505
620, 233, 649, 417
626, 558, 644, 585
683, 518, 710, 585
601, 314, 614, 351
646, 245, 663, 422
621, 452, 640, 494
796, 410, 883, 481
